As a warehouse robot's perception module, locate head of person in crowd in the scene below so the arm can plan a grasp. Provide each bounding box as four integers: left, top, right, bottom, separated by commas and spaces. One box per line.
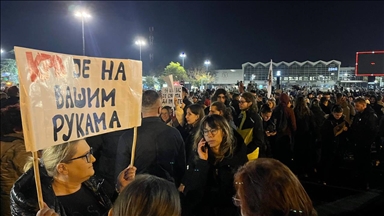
354, 97, 367, 113
192, 96, 199, 104
310, 98, 321, 108
182, 87, 188, 99
260, 104, 273, 122
185, 104, 205, 127
211, 88, 230, 105
194, 114, 235, 162
348, 95, 355, 104
279, 93, 291, 108
239, 92, 257, 113
308, 92, 314, 99
234, 158, 317, 216
331, 104, 344, 120
324, 93, 331, 101
160, 106, 173, 123
0, 104, 22, 136
294, 96, 311, 118
267, 98, 276, 110
142, 90, 162, 117
24, 140, 95, 188
209, 101, 232, 122
109, 174, 181, 216
320, 97, 328, 106
369, 95, 377, 104
250, 89, 257, 97
232, 93, 240, 101
6, 86, 19, 98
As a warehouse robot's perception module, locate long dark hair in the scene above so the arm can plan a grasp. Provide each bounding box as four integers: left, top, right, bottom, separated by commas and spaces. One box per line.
240, 92, 258, 113
294, 96, 311, 119
193, 115, 235, 163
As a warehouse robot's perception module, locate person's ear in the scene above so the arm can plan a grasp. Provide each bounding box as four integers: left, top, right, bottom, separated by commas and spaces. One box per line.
57, 163, 68, 175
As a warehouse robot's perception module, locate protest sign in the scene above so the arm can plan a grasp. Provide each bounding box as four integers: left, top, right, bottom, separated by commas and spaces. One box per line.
161, 86, 183, 107
14, 46, 143, 152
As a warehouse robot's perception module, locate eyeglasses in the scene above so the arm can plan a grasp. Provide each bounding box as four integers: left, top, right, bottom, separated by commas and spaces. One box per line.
202, 128, 220, 136
67, 148, 93, 163
232, 196, 241, 207
239, 100, 248, 104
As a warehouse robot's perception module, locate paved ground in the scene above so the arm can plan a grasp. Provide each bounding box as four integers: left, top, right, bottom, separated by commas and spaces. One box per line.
300, 161, 384, 216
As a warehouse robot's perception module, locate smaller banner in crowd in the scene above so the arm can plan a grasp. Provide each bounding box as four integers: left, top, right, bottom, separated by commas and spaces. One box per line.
14, 47, 143, 152
161, 86, 183, 107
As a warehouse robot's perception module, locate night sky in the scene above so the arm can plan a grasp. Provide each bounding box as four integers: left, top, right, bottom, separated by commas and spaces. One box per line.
1, 1, 383, 75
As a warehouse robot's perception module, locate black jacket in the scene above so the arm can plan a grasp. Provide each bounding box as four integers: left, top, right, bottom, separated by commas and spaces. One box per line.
321, 114, 348, 152
235, 110, 265, 156
350, 106, 378, 148
115, 117, 186, 187
10, 163, 114, 216
182, 140, 248, 216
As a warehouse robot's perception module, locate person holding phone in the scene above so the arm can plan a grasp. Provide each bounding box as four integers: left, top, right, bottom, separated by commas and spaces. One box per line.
179, 115, 248, 216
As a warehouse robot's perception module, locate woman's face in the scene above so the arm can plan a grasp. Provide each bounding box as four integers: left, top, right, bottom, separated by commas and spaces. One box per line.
209, 106, 222, 116
202, 124, 223, 149
332, 112, 343, 120
160, 108, 170, 122
239, 97, 252, 111
261, 112, 272, 122
186, 108, 199, 126
64, 140, 96, 183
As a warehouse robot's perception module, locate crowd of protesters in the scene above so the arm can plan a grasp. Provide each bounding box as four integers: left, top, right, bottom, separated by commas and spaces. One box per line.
1, 83, 384, 216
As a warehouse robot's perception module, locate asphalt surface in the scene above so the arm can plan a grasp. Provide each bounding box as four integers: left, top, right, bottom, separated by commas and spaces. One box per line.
300, 160, 384, 216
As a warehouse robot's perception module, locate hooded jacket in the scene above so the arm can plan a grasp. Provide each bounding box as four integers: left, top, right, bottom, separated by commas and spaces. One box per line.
1, 133, 28, 216
10, 163, 115, 216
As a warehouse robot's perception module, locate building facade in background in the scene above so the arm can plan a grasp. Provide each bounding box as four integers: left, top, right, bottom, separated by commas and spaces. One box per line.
242, 60, 341, 88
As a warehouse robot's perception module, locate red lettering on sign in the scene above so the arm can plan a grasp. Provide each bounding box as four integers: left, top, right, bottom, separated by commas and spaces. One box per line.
26, 52, 67, 82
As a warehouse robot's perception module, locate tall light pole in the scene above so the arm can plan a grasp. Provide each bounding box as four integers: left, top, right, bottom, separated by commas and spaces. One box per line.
180, 52, 186, 67
135, 39, 146, 61
204, 60, 211, 71
276, 70, 281, 90
75, 11, 91, 56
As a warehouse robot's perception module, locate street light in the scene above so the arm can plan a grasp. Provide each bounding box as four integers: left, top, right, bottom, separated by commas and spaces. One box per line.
179, 52, 186, 67
204, 60, 211, 71
276, 70, 281, 90
0, 49, 3, 54
135, 39, 146, 61
74, 11, 91, 56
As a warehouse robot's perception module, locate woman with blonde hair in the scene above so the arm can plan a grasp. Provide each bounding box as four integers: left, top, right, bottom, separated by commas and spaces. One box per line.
234, 158, 317, 216
109, 174, 181, 216
10, 139, 135, 216
180, 114, 247, 216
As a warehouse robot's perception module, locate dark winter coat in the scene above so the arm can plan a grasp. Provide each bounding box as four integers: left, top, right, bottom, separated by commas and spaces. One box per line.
116, 117, 186, 187
181, 140, 248, 216
350, 106, 378, 149
10, 163, 114, 216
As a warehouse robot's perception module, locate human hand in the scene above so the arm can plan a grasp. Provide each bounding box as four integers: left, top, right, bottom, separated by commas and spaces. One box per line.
36, 203, 58, 216
343, 126, 348, 131
116, 166, 137, 193
178, 183, 185, 193
197, 138, 208, 160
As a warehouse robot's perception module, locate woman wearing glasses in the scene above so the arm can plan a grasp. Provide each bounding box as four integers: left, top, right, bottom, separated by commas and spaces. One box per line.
10, 139, 136, 216
179, 115, 247, 216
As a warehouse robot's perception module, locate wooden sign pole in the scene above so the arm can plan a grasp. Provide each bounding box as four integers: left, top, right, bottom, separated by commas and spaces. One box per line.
129, 127, 138, 166
32, 151, 44, 209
